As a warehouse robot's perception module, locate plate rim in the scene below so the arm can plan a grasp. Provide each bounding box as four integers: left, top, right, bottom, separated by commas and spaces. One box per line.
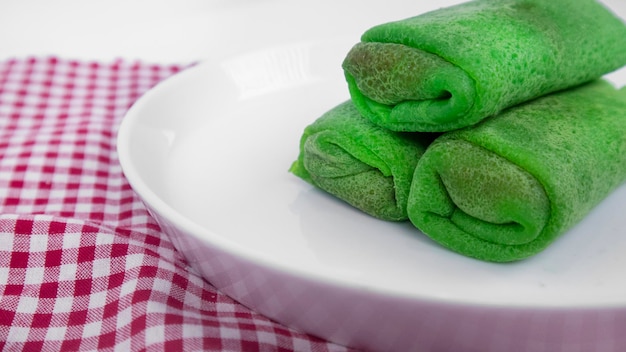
117, 43, 626, 312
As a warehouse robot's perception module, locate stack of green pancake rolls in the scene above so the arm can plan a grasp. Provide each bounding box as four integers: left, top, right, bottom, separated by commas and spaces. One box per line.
290, 0, 626, 262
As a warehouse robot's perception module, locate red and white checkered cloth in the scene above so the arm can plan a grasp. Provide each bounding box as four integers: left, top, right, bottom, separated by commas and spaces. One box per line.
0, 57, 351, 352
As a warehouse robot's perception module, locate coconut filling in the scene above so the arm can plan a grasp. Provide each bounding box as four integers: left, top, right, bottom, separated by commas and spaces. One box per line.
342, 42, 476, 129
411, 140, 550, 245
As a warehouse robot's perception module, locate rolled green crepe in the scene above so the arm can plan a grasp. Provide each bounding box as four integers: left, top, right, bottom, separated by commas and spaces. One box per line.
407, 80, 626, 262
342, 0, 626, 132
290, 101, 434, 221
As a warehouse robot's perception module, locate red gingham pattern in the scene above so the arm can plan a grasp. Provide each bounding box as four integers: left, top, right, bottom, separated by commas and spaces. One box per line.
0, 57, 350, 352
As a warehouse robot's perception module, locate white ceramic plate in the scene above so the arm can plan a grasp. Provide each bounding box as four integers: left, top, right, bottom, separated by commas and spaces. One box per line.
118, 2, 626, 351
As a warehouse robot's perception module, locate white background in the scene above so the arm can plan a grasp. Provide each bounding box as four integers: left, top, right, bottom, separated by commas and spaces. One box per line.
0, 0, 463, 64
1, 0, 624, 82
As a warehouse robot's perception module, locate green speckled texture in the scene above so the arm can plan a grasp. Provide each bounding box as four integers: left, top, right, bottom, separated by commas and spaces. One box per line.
290, 101, 433, 221
343, 0, 626, 132
408, 81, 626, 262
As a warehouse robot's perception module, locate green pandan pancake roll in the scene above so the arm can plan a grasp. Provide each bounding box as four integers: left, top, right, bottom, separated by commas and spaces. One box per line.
290, 101, 435, 221
342, 0, 626, 132
407, 80, 626, 262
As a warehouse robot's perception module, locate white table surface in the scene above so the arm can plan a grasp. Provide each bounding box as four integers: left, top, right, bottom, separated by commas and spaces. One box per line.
0, 0, 461, 64
2, 0, 625, 82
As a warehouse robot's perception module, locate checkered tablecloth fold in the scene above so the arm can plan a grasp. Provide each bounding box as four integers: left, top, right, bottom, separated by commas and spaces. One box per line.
0, 57, 349, 352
